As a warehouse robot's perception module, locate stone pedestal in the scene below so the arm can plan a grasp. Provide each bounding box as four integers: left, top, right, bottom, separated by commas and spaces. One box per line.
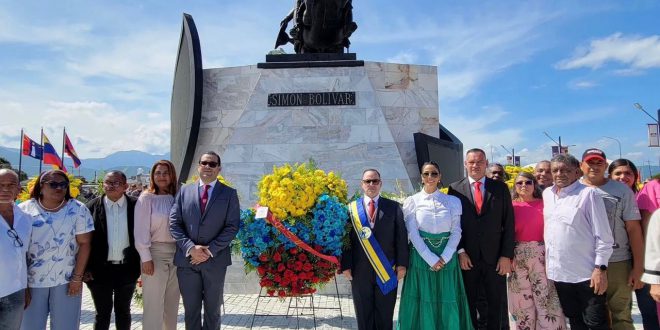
188, 61, 439, 205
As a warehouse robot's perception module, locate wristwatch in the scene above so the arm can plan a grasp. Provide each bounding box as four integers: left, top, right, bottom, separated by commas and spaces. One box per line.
595, 265, 607, 271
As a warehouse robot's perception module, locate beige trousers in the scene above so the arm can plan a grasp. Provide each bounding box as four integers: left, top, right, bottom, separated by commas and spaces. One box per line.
141, 242, 180, 330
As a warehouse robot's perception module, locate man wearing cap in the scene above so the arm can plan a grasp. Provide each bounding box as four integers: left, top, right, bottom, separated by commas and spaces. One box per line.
580, 148, 643, 330
544, 153, 614, 330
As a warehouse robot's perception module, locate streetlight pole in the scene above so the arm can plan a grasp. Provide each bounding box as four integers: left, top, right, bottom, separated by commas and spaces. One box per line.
634, 103, 660, 145
500, 145, 515, 166
602, 136, 622, 159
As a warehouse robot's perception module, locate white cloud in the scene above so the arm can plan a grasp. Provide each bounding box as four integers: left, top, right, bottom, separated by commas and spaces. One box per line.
568, 80, 598, 89
0, 9, 92, 46
556, 33, 660, 70
387, 51, 418, 65
0, 100, 170, 158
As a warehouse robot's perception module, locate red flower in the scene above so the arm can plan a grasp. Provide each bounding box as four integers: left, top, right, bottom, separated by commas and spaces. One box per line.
284, 269, 294, 279
257, 266, 267, 276
302, 262, 313, 272
297, 253, 308, 262
259, 253, 269, 262
289, 247, 299, 254
267, 290, 275, 296
311, 276, 320, 283
277, 263, 286, 272
278, 290, 286, 297
294, 261, 303, 271
273, 252, 282, 262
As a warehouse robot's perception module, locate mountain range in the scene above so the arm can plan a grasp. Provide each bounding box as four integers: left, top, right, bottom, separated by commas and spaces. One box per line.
0, 146, 170, 180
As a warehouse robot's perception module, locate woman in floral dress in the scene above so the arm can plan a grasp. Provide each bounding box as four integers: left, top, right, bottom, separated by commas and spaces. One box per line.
507, 172, 566, 329
19, 170, 94, 330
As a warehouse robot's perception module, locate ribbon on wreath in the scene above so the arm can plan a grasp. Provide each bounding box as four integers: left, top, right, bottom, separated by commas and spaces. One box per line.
254, 205, 340, 267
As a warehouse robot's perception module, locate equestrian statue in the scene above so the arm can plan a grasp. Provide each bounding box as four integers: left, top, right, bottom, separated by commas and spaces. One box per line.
275, 0, 358, 54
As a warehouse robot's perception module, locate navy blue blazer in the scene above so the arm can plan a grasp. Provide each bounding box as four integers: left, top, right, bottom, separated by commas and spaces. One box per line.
169, 180, 240, 268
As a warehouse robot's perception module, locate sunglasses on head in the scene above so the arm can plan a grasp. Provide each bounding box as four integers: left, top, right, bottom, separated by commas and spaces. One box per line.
515, 180, 533, 186
362, 179, 381, 185
422, 172, 439, 178
199, 161, 219, 168
43, 181, 68, 190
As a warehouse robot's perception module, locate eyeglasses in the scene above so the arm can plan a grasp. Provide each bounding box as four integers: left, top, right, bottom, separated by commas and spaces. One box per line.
6, 228, 23, 248
362, 179, 381, 185
199, 161, 219, 168
422, 172, 439, 178
103, 181, 124, 188
515, 180, 533, 186
44, 181, 68, 190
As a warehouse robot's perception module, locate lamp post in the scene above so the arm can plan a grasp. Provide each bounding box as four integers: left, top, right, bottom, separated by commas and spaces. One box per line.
500, 145, 516, 166
634, 103, 660, 175
602, 136, 622, 159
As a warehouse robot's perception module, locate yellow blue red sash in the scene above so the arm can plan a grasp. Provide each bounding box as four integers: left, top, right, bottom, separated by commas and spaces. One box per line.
348, 199, 397, 295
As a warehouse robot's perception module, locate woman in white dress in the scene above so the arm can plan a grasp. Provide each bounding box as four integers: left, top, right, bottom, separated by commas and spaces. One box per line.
397, 162, 472, 329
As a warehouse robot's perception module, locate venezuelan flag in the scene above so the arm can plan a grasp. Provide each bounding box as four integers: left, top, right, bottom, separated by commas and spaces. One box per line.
64, 132, 81, 168
42, 133, 67, 172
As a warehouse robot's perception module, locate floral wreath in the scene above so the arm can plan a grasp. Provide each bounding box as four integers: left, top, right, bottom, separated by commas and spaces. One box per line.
237, 161, 349, 297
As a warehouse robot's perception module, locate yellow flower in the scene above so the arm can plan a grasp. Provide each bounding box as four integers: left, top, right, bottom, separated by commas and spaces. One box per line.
256, 161, 348, 222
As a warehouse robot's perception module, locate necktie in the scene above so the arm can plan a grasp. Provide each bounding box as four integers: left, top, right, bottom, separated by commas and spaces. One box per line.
200, 185, 210, 213
474, 181, 483, 214
368, 200, 376, 223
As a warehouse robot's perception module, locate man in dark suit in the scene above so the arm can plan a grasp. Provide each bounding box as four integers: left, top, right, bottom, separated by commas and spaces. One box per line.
448, 148, 515, 330
85, 170, 141, 330
340, 168, 409, 330
170, 151, 240, 330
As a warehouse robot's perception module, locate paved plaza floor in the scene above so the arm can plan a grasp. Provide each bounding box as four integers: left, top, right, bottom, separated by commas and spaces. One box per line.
76, 286, 647, 329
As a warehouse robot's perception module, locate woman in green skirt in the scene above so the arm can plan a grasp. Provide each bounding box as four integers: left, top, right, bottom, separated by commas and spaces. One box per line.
397, 162, 473, 329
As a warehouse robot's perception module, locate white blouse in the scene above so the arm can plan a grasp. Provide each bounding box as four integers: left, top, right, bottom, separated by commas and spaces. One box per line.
402, 189, 462, 266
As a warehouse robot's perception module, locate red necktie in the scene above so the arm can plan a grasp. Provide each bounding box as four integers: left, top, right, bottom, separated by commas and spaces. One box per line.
368, 200, 376, 223
200, 185, 210, 213
474, 181, 483, 214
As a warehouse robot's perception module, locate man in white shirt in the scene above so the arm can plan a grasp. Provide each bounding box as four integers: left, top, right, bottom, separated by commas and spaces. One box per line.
0, 169, 32, 330
85, 171, 141, 330
543, 154, 614, 330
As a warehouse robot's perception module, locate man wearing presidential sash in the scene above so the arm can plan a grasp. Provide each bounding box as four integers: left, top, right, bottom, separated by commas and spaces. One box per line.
341, 169, 409, 330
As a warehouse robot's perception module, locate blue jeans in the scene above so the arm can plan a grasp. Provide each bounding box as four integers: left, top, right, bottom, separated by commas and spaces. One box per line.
21, 283, 82, 330
0, 289, 25, 330
636, 284, 660, 330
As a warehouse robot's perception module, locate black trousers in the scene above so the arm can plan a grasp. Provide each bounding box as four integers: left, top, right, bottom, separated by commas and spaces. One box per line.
351, 277, 397, 330
86, 277, 136, 330
554, 280, 608, 330
462, 262, 507, 330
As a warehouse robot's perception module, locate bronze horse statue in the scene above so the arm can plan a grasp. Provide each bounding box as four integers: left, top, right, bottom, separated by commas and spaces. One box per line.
275, 0, 357, 54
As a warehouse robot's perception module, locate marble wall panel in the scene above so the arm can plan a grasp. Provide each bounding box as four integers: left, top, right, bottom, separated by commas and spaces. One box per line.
374, 90, 405, 107
290, 108, 330, 126
404, 89, 438, 108
220, 145, 254, 163
347, 125, 379, 143
380, 107, 421, 125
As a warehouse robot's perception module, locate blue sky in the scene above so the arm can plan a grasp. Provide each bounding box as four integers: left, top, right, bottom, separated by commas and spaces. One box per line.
1, 0, 659, 168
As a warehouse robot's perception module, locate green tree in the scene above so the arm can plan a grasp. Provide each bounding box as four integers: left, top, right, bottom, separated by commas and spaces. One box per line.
0, 157, 28, 181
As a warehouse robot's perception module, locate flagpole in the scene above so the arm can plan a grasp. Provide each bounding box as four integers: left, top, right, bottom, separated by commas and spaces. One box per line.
39, 128, 43, 174
18, 129, 23, 180
62, 127, 66, 171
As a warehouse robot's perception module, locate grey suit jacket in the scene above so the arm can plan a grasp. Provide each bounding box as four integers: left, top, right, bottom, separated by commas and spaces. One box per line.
169, 180, 240, 268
